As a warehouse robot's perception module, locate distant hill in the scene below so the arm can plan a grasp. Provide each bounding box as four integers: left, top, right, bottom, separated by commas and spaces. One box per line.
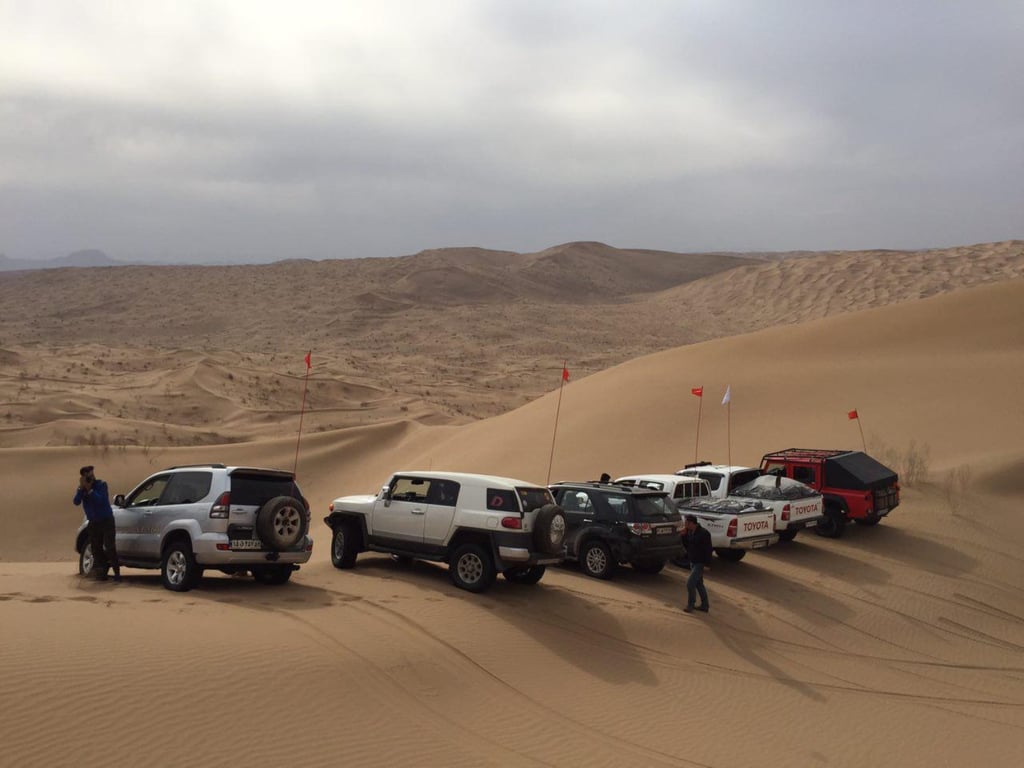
0, 249, 121, 272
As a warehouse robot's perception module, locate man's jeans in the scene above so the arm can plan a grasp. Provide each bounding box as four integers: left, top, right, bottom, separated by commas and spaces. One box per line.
686, 563, 708, 609
88, 517, 120, 577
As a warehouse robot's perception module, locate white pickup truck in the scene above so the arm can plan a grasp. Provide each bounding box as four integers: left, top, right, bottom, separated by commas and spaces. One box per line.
729, 474, 824, 541
616, 474, 777, 562
674, 463, 763, 498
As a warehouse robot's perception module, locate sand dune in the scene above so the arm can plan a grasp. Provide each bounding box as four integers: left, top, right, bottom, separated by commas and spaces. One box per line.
2, 250, 1023, 767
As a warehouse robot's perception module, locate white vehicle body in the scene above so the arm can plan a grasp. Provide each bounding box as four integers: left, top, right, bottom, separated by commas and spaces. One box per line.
674, 496, 779, 561
729, 475, 824, 537
675, 464, 763, 499
613, 474, 713, 503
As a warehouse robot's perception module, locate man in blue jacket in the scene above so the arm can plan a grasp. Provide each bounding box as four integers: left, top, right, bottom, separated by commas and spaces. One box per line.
74, 465, 121, 582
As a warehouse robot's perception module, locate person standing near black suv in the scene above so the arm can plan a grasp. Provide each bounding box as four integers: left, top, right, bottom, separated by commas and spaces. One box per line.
682, 514, 712, 613
74, 465, 121, 582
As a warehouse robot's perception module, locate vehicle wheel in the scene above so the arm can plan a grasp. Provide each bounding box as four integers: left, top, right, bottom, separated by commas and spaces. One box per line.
778, 529, 799, 542
854, 515, 882, 527
161, 539, 200, 592
503, 565, 546, 585
533, 504, 567, 554
580, 540, 614, 579
256, 496, 309, 551
631, 558, 666, 575
331, 520, 359, 569
714, 548, 746, 563
251, 566, 292, 585
815, 507, 846, 539
79, 541, 95, 576
449, 543, 497, 593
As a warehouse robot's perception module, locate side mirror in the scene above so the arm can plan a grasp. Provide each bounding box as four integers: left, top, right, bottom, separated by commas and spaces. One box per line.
114, 494, 126, 507
380, 485, 392, 506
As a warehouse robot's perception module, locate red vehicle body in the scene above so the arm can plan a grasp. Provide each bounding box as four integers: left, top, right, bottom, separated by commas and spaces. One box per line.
759, 449, 900, 538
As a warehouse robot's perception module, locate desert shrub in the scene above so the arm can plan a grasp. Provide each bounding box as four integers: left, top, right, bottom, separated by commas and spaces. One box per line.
871, 435, 930, 486
943, 464, 972, 516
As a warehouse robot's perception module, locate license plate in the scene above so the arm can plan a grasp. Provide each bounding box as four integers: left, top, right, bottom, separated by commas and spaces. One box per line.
751, 540, 768, 549
657, 528, 676, 535
804, 521, 817, 528
231, 539, 264, 551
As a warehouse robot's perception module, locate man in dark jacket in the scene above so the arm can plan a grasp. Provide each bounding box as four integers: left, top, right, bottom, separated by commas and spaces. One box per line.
74, 465, 121, 582
682, 514, 712, 613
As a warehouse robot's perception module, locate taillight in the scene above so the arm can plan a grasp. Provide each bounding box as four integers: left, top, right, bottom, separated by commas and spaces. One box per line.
210, 492, 230, 518
501, 516, 522, 529
329, 502, 335, 512
627, 522, 652, 535
727, 518, 737, 537
781, 503, 790, 521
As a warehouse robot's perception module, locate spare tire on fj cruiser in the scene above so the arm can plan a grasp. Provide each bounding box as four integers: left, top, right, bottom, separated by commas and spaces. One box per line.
532, 503, 567, 554
256, 496, 308, 550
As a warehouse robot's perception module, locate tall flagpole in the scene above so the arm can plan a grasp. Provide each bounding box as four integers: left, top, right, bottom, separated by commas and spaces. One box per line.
727, 399, 732, 467
856, 411, 867, 452
693, 387, 703, 463
546, 361, 568, 485
293, 350, 312, 477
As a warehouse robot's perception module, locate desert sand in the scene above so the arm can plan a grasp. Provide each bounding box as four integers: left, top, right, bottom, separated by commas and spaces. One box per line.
1, 243, 1023, 767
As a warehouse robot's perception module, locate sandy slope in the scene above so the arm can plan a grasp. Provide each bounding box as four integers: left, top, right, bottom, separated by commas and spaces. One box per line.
2, 269, 1023, 767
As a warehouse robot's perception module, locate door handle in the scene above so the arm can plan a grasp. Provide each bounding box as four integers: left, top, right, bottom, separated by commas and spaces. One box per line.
411, 508, 425, 515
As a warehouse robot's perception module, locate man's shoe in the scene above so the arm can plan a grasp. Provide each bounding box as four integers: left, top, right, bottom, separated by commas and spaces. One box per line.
112, 574, 123, 583
682, 606, 694, 613
697, 605, 709, 613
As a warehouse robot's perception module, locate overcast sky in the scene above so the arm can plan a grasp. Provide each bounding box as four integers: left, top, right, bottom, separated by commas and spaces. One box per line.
2, 1, 1021, 262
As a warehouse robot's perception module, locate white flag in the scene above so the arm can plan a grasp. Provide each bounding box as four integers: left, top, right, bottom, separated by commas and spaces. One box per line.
721, 385, 731, 405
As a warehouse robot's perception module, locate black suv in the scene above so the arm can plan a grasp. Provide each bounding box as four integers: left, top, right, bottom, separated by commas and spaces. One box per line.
548, 481, 685, 579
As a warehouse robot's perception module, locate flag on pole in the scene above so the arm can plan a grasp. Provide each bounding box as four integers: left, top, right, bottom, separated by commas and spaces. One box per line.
848, 409, 859, 420
562, 365, 570, 382
691, 386, 703, 397
304, 351, 312, 370
721, 385, 731, 405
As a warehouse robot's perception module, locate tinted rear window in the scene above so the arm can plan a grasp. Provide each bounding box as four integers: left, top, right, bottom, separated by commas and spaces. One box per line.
634, 494, 679, 521
729, 470, 762, 492
231, 474, 301, 506
517, 487, 553, 513
487, 489, 519, 512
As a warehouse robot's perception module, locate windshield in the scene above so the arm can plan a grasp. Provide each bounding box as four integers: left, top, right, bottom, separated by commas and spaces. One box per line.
633, 494, 679, 521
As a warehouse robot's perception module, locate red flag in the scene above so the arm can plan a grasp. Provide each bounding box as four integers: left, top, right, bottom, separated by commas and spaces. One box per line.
848, 409, 859, 420
561, 366, 570, 382
691, 386, 703, 397
304, 351, 312, 370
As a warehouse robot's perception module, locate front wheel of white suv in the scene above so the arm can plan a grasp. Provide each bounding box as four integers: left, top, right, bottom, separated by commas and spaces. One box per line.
79, 541, 95, 576
449, 543, 497, 593
331, 521, 359, 569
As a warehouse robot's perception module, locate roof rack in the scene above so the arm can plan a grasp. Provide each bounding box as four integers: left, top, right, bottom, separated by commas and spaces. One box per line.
166, 463, 228, 470
683, 461, 713, 469
760, 449, 854, 460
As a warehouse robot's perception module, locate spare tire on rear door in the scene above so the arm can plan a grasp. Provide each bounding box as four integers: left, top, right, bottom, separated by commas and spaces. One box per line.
532, 504, 567, 554
256, 496, 308, 551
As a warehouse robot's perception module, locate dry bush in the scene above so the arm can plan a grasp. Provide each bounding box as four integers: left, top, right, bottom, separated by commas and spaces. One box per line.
870, 435, 930, 486
943, 464, 972, 516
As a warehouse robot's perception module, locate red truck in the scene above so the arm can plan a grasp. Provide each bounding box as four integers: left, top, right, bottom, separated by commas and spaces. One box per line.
759, 448, 900, 539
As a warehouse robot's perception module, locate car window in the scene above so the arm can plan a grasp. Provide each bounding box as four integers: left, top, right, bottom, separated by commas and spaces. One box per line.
559, 490, 593, 514
517, 487, 552, 513
604, 494, 631, 520
127, 475, 172, 507
792, 466, 817, 485
763, 462, 786, 476
673, 482, 699, 499
427, 480, 460, 507
487, 488, 519, 512
391, 477, 429, 502
729, 469, 762, 492
231, 474, 302, 507
698, 473, 722, 491
637, 480, 665, 491
161, 471, 213, 505
634, 494, 677, 520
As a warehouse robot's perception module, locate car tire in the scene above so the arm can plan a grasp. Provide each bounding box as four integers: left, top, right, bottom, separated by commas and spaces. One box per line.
533, 504, 567, 554
161, 539, 201, 592
854, 515, 882, 527
256, 496, 309, 551
503, 565, 546, 585
251, 566, 293, 585
815, 506, 846, 539
777, 529, 799, 542
331, 520, 359, 569
580, 540, 614, 579
714, 548, 746, 563
449, 543, 496, 593
631, 558, 666, 575
79, 541, 95, 576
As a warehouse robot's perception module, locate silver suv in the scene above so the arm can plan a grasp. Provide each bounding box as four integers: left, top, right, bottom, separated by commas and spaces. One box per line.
74, 464, 313, 591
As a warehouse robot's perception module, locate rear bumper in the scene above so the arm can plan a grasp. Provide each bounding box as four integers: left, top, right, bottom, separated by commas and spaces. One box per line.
194, 534, 314, 566
612, 538, 686, 562
727, 534, 779, 550
497, 546, 563, 566
778, 516, 823, 532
